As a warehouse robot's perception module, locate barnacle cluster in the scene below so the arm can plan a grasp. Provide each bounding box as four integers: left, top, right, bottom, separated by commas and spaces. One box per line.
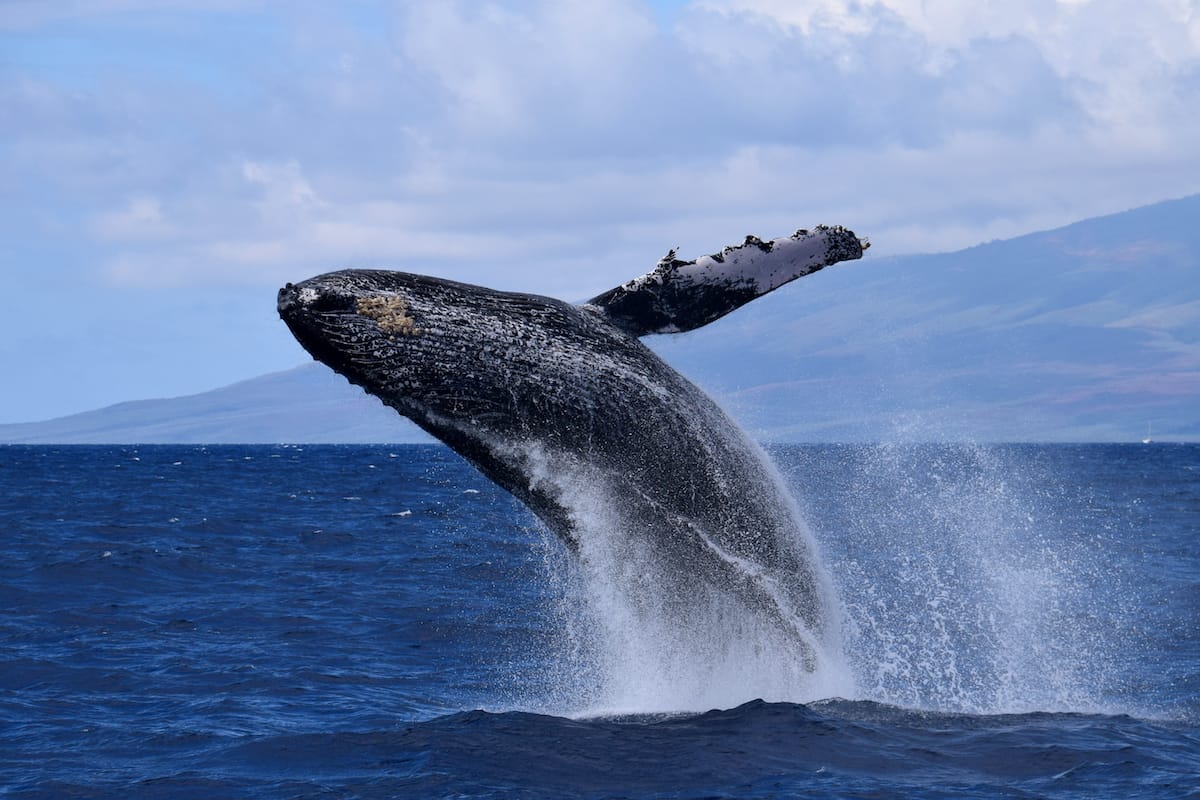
356, 295, 420, 336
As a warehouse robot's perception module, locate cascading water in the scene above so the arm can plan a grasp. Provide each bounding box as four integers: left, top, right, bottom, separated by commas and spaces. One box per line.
514, 441, 1144, 719
786, 442, 1144, 717
515, 439, 854, 716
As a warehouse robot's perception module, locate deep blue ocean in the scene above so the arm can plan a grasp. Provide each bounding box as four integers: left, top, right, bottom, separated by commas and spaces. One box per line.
2, 443, 1197, 798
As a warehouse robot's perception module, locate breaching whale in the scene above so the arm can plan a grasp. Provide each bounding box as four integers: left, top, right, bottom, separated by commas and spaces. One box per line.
278, 226, 867, 665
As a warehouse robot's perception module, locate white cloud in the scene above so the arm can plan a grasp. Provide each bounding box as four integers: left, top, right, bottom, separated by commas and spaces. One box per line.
3, 0, 1200, 425
3, 0, 1198, 303
90, 196, 174, 240
400, 0, 658, 136
242, 160, 321, 209
699, 0, 1200, 137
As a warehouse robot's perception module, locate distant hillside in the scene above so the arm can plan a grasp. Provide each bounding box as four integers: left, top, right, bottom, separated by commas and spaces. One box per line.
0, 364, 428, 444
2, 194, 1197, 443
654, 193, 1200, 442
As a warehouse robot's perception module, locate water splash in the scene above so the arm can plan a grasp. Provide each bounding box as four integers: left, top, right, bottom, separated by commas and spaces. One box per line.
804, 443, 1141, 716
515, 441, 851, 716
506, 439, 1145, 718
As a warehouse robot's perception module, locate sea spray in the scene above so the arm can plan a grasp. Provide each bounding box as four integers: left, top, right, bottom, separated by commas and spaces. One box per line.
512, 438, 852, 715
793, 443, 1140, 716
502, 440, 1143, 718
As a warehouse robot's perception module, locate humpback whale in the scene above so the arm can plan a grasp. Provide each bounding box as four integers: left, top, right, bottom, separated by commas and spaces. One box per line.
278, 226, 867, 666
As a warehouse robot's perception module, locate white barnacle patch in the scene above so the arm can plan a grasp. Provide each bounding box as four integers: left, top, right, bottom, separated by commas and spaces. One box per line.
356, 295, 421, 336
298, 286, 319, 306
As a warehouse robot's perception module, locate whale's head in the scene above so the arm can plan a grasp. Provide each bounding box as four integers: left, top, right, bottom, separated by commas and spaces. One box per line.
277, 269, 638, 446
278, 270, 427, 404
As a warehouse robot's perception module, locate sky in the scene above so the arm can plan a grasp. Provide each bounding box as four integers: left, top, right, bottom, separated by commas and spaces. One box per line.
1, 0, 1198, 423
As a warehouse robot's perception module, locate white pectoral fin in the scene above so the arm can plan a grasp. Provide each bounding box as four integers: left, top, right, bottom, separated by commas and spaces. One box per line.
584, 225, 868, 337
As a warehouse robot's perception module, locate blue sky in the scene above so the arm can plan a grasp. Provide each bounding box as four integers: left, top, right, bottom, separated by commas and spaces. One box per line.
1, 0, 1198, 423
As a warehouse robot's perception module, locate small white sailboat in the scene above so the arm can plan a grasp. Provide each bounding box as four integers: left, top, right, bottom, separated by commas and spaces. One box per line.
1142, 422, 1153, 444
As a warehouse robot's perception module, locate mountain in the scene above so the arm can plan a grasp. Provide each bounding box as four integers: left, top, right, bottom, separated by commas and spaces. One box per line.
653, 193, 1200, 442
0, 364, 429, 444
2, 194, 1197, 443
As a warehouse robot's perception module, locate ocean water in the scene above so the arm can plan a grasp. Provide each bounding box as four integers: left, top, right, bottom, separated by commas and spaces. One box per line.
1, 443, 1196, 798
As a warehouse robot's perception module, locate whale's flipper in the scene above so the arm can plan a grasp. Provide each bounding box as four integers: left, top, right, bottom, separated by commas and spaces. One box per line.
583, 225, 867, 336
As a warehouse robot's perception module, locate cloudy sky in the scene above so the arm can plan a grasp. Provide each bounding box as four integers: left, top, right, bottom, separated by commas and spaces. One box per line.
2, 0, 1197, 423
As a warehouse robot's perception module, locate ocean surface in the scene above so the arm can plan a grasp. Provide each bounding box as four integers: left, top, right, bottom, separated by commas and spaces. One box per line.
1, 443, 1196, 798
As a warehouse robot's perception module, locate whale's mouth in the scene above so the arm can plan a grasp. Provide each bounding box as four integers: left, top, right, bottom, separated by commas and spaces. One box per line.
277, 279, 380, 377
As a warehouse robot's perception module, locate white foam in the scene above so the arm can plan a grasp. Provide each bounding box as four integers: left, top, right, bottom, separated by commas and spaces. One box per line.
508, 440, 851, 716
827, 443, 1141, 716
